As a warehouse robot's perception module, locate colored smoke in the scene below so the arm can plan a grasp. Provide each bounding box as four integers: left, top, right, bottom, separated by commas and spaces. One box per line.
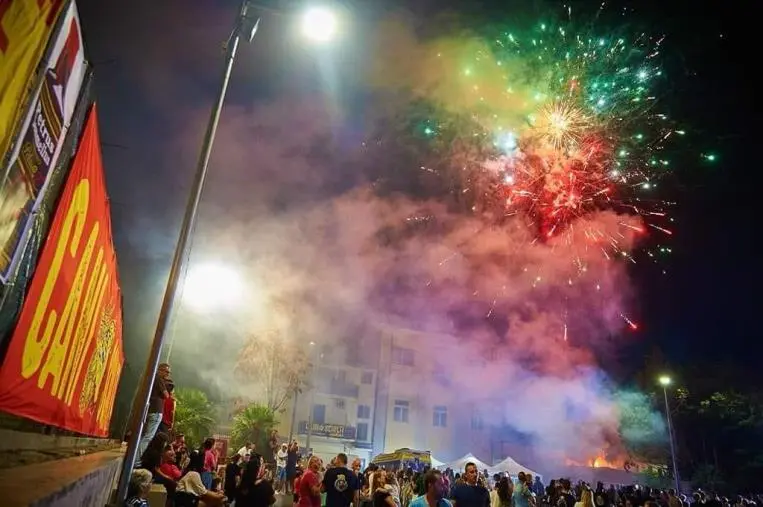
98, 1, 668, 464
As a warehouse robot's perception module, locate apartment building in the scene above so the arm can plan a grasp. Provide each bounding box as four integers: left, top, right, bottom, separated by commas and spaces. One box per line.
277, 326, 494, 465
372, 326, 493, 463
277, 351, 379, 465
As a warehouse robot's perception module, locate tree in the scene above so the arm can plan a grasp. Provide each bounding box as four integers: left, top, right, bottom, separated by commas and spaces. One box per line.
615, 390, 669, 464
230, 403, 278, 455
174, 388, 217, 449
234, 331, 311, 413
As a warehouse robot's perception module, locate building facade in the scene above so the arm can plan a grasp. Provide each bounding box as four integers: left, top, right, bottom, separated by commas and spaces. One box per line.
276, 355, 378, 466
276, 326, 494, 466
373, 326, 493, 464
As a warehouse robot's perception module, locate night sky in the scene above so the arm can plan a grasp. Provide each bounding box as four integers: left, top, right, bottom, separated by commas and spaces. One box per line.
75, 0, 758, 415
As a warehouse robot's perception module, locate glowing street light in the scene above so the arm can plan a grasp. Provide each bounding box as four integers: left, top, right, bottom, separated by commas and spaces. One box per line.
183, 262, 244, 312
658, 374, 681, 492
300, 6, 339, 43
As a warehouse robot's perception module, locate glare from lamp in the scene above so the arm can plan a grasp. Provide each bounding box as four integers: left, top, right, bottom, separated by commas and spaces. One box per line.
183, 262, 244, 312
301, 6, 338, 43
658, 375, 672, 387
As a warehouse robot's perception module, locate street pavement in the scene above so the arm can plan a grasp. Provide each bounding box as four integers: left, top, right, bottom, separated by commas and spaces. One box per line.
275, 491, 293, 507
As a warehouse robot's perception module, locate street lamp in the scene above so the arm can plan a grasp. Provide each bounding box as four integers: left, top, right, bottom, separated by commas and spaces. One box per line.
183, 262, 244, 312
659, 375, 681, 492
305, 342, 323, 454
301, 6, 339, 42
114, 1, 340, 502
163, 261, 246, 362
289, 340, 316, 444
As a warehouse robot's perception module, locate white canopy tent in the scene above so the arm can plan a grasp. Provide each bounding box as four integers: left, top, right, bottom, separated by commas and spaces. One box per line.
488, 456, 542, 479
431, 456, 446, 469
442, 453, 491, 472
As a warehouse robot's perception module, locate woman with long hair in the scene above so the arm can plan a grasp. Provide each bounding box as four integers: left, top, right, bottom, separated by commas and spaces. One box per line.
372, 472, 396, 507
493, 477, 514, 507
575, 489, 595, 507
200, 438, 217, 490
236, 455, 277, 507
174, 450, 226, 507
385, 471, 401, 507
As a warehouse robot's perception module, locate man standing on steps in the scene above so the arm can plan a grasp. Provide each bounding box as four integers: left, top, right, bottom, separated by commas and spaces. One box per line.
137, 363, 170, 461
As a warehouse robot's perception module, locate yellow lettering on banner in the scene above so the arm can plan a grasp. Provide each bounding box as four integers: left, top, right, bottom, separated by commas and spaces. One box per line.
38, 222, 99, 395
22, 179, 90, 379
64, 262, 108, 405
58, 246, 106, 401
0, 0, 64, 160
96, 342, 121, 431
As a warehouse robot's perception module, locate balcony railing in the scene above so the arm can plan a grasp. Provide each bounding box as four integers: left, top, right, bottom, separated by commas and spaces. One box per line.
315, 378, 359, 398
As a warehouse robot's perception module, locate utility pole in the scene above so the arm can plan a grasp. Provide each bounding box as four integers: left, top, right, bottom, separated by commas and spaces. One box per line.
659, 375, 681, 492
288, 386, 298, 443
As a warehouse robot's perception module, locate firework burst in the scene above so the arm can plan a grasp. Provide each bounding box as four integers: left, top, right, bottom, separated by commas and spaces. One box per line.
363, 7, 713, 333
405, 12, 690, 270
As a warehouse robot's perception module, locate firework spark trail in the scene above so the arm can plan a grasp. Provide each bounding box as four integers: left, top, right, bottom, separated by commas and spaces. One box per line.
362, 7, 713, 342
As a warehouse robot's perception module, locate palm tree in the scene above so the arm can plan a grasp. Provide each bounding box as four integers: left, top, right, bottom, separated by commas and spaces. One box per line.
174, 388, 216, 449
231, 403, 277, 454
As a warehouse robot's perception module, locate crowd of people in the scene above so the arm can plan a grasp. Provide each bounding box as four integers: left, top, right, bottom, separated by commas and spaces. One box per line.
127, 434, 275, 507
125, 365, 759, 507
127, 446, 762, 507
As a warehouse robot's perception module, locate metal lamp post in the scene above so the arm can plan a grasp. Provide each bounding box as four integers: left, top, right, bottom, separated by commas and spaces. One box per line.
304, 341, 319, 453
113, 2, 340, 502
113, 2, 259, 502
659, 375, 681, 493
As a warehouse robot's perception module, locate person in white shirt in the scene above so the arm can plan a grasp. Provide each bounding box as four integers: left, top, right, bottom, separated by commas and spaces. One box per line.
276, 443, 288, 492
176, 451, 226, 506
238, 442, 254, 460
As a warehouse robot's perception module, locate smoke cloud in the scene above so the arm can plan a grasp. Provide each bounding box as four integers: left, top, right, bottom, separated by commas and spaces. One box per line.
109, 2, 667, 467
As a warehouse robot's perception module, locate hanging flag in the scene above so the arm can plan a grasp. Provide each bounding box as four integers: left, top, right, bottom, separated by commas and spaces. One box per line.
0, 105, 124, 437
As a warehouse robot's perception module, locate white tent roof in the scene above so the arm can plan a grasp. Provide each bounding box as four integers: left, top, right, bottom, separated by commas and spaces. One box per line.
443, 453, 491, 472
431, 456, 446, 468
488, 456, 541, 479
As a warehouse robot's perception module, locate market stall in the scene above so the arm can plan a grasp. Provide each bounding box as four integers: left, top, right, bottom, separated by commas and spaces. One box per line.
372, 448, 432, 471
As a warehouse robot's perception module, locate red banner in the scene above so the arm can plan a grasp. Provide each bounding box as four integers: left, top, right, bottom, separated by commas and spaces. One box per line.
0, 105, 123, 436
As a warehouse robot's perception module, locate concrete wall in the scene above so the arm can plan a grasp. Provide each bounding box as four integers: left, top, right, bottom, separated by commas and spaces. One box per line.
1, 444, 123, 507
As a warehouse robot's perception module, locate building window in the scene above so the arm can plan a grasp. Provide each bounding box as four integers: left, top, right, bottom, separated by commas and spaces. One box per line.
471, 413, 484, 430
312, 404, 326, 425
357, 404, 372, 419
392, 346, 414, 366
361, 371, 374, 384
393, 400, 409, 423
433, 405, 447, 427
335, 398, 345, 410
335, 369, 347, 382
357, 422, 369, 441
432, 368, 451, 387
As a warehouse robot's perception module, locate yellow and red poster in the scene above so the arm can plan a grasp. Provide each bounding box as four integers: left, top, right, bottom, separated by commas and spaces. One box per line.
0, 105, 124, 437
0, 0, 86, 282
0, 0, 65, 159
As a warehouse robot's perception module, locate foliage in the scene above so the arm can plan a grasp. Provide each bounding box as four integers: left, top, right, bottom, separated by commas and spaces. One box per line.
635, 467, 672, 490
173, 388, 217, 449
691, 463, 725, 492
674, 387, 763, 492
230, 403, 278, 455
615, 390, 668, 463
234, 331, 311, 413
634, 358, 763, 493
